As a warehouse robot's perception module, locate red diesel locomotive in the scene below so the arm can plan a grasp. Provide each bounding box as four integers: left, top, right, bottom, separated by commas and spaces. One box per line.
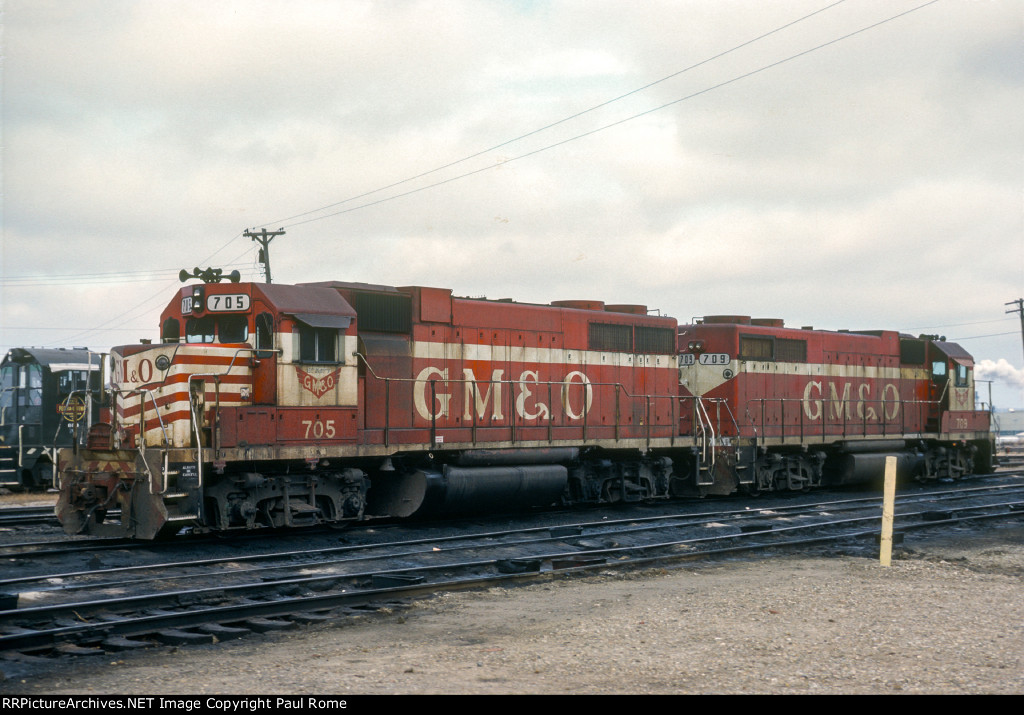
677, 317, 991, 495
56, 278, 993, 538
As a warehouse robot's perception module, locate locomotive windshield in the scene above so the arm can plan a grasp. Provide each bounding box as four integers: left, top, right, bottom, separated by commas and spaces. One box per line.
180, 315, 250, 344
20, 364, 42, 410
0, 364, 13, 422
0, 362, 42, 427
57, 370, 92, 395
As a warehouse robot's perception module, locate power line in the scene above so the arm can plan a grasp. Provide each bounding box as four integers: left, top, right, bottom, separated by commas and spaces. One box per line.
2, 326, 148, 332
274, 0, 941, 230
254, 1, 851, 230
902, 317, 1018, 331
948, 331, 1019, 341
1007, 298, 1024, 362
16, 1, 940, 345
3, 269, 182, 282
1, 263, 258, 288
40, 233, 254, 347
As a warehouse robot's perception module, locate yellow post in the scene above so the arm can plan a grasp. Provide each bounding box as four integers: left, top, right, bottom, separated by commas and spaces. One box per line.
879, 455, 897, 566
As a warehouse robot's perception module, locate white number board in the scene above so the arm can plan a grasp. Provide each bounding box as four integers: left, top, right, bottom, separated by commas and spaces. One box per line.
207, 294, 251, 312
699, 353, 730, 365
680, 354, 696, 366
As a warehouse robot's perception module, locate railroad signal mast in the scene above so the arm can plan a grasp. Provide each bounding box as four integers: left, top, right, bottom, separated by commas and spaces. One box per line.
244, 228, 285, 284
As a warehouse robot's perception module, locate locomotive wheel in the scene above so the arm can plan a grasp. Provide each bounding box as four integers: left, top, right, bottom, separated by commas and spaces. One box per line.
602, 482, 624, 503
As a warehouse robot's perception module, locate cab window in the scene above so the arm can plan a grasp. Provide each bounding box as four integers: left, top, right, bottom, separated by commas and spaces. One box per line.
20, 365, 42, 407
219, 315, 249, 344
162, 318, 181, 343
955, 364, 968, 387
186, 317, 216, 343
0, 365, 14, 414
57, 370, 89, 395
185, 316, 249, 344
299, 326, 337, 363
255, 313, 275, 358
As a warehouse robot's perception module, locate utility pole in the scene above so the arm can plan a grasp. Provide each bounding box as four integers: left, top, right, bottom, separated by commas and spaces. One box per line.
1007, 298, 1024, 363
244, 228, 285, 284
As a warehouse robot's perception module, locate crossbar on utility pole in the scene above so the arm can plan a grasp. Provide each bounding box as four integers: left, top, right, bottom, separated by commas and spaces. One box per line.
244, 228, 285, 284
1007, 298, 1024, 363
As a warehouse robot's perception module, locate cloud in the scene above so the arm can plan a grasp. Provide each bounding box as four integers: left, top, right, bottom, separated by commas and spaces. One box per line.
2, 0, 1022, 407
977, 359, 1024, 391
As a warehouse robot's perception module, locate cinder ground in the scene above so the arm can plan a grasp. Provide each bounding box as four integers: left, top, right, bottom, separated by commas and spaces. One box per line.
2, 522, 1021, 694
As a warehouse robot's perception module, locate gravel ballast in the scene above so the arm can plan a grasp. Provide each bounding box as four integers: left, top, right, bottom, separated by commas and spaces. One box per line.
2, 522, 1021, 694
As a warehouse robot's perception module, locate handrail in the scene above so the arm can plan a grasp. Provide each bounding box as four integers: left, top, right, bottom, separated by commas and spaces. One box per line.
116, 388, 171, 449
697, 397, 715, 467
119, 344, 273, 451
108, 345, 272, 499
719, 399, 741, 439
740, 396, 949, 441
686, 395, 740, 463
742, 406, 760, 453
354, 351, 384, 380
101, 386, 168, 494
185, 346, 272, 504
53, 388, 92, 446
355, 351, 677, 447
677, 395, 735, 484
52, 388, 95, 486
696, 396, 714, 442
355, 352, 674, 403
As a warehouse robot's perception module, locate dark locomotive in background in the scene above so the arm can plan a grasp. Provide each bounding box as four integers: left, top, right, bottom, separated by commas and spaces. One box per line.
55, 278, 993, 538
1, 348, 102, 489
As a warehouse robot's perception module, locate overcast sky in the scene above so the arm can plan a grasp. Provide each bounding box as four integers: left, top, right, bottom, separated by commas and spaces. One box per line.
2, 0, 1023, 407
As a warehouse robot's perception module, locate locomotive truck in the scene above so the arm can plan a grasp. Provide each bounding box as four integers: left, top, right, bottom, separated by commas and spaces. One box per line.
56, 278, 993, 538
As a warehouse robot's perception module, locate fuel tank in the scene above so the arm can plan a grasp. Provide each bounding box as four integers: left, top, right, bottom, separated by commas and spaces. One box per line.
368, 464, 568, 518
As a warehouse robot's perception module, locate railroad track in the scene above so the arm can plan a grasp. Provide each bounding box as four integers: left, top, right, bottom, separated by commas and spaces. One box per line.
998, 455, 1024, 470
1, 477, 1021, 660
0, 505, 57, 527
2, 474, 1021, 568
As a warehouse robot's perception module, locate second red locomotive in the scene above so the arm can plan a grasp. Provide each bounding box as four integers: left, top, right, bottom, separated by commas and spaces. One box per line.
56, 278, 993, 538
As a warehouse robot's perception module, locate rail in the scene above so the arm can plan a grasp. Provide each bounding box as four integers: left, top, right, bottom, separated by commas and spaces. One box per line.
355, 352, 678, 449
